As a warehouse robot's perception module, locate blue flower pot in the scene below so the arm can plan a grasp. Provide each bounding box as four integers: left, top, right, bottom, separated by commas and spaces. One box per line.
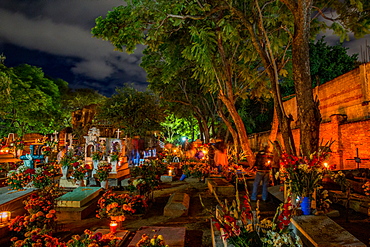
301, 197, 311, 215
180, 174, 187, 181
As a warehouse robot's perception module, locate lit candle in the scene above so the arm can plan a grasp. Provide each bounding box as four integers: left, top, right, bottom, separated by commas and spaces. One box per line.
168, 169, 173, 176
110, 220, 118, 233
0, 211, 11, 224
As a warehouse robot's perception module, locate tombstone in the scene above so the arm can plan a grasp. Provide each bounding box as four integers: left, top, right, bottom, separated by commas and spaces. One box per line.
56, 187, 102, 221
207, 178, 235, 197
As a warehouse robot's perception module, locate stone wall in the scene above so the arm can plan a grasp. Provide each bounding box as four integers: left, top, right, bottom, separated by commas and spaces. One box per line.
250, 63, 370, 170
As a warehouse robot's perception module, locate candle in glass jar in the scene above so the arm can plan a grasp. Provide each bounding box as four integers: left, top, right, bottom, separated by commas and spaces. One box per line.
110, 221, 118, 233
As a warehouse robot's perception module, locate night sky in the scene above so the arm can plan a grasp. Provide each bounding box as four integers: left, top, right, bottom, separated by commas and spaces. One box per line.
0, 0, 148, 97
0, 1, 369, 97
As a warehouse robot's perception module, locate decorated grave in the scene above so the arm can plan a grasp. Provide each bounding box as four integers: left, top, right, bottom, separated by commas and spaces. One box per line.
128, 226, 186, 247
207, 178, 235, 197
291, 215, 366, 247
56, 187, 102, 221
84, 127, 130, 187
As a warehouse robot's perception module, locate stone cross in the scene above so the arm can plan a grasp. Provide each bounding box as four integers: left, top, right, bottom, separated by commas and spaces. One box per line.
53, 131, 58, 141
116, 129, 122, 139
346, 148, 370, 169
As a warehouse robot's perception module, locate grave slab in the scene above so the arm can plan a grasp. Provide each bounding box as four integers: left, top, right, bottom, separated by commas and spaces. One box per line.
127, 226, 186, 247
56, 187, 102, 208
160, 175, 173, 183
0, 187, 37, 217
56, 195, 100, 221
290, 215, 366, 247
93, 228, 130, 246
164, 193, 190, 217
207, 178, 235, 197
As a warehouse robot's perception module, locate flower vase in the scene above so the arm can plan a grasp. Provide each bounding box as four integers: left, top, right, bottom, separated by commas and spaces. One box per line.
92, 160, 99, 175
61, 166, 69, 179
44, 156, 49, 164
300, 197, 311, 215
100, 180, 108, 189
76, 179, 85, 187
180, 174, 187, 181
110, 161, 117, 174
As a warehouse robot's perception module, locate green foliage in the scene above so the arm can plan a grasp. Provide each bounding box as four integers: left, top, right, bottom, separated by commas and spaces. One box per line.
96, 85, 166, 137
310, 37, 358, 87
0, 64, 66, 136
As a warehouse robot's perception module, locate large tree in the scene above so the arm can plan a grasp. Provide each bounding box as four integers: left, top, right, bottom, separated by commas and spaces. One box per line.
92, 0, 370, 158
0, 64, 66, 137
92, 1, 272, 164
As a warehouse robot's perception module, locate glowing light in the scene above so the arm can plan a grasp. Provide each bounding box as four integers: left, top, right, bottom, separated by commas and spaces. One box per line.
323, 162, 329, 168
0, 211, 11, 224
110, 220, 118, 233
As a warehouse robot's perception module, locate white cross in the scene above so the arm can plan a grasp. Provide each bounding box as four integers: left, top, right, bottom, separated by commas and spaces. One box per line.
116, 129, 122, 139
53, 131, 58, 141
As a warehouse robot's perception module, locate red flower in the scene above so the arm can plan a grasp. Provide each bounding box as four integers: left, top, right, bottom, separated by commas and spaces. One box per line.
72, 162, 80, 167
25, 168, 35, 174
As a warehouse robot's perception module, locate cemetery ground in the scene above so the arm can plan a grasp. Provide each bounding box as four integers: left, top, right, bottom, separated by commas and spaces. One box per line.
1, 175, 369, 246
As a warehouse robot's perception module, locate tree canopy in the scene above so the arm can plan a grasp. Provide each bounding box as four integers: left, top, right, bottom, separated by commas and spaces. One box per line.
0, 64, 67, 137
96, 85, 166, 137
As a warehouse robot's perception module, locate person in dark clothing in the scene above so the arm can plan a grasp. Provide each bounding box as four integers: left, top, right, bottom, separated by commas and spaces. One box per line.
251, 145, 272, 201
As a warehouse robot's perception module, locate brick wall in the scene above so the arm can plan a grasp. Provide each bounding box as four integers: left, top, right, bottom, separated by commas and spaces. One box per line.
250, 63, 370, 170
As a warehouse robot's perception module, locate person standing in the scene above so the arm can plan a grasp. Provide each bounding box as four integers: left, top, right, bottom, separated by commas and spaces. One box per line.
271, 140, 282, 186
251, 144, 272, 201
214, 141, 228, 173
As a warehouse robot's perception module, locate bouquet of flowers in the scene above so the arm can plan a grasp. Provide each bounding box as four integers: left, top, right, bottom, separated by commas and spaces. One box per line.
10, 228, 66, 247
14, 139, 25, 150
135, 234, 168, 247
9, 185, 62, 234
66, 229, 122, 247
362, 181, 370, 196
92, 151, 103, 161
71, 161, 91, 181
110, 152, 119, 162
96, 190, 148, 221
41, 146, 52, 156
33, 167, 53, 189
7, 165, 34, 190
279, 147, 334, 198
96, 161, 112, 182
201, 177, 302, 247
59, 150, 75, 168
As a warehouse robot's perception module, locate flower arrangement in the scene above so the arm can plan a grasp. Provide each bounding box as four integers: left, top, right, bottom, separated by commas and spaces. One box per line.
10, 228, 66, 247
9, 185, 62, 234
71, 161, 91, 181
362, 181, 370, 196
201, 177, 302, 247
131, 160, 167, 194
14, 139, 25, 150
96, 190, 148, 221
96, 161, 112, 182
59, 150, 75, 168
41, 146, 52, 156
135, 234, 168, 247
331, 170, 351, 191
110, 152, 119, 162
92, 151, 103, 161
7, 165, 34, 190
182, 162, 212, 178
279, 147, 334, 198
66, 229, 122, 247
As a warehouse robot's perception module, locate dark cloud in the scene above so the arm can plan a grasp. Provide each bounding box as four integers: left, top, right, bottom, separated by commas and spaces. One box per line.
0, 0, 147, 96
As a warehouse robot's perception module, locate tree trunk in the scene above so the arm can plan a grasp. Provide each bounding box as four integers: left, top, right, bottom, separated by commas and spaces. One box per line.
288, 0, 321, 156
219, 94, 255, 165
